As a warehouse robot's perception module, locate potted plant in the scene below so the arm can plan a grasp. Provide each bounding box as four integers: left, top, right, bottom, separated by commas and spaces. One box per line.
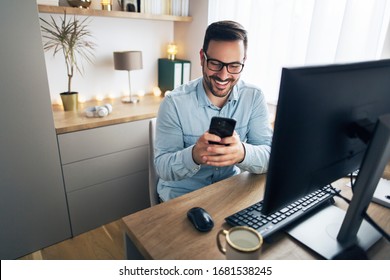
40, 12, 96, 111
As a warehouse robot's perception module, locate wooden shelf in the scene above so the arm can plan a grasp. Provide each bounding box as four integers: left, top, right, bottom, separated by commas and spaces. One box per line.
52, 95, 162, 134
38, 4, 192, 22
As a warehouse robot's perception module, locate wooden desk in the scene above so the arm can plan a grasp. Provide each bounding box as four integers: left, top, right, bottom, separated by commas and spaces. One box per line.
121, 172, 390, 260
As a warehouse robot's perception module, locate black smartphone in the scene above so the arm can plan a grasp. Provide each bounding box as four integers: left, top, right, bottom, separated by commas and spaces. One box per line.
208, 117, 237, 144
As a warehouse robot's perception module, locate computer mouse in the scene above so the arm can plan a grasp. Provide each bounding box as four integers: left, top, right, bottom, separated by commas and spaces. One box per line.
187, 207, 214, 232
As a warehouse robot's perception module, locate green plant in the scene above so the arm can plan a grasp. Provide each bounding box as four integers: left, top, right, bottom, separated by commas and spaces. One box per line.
40, 12, 96, 93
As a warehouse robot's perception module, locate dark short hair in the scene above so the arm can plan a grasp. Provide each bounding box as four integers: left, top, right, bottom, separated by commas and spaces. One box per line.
202, 20, 248, 54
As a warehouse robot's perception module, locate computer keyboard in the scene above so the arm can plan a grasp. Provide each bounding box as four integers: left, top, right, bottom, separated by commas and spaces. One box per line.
225, 185, 340, 239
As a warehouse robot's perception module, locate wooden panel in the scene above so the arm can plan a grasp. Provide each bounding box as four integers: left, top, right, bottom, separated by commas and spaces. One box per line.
52, 95, 162, 134
18, 219, 125, 260
67, 170, 149, 236
58, 119, 149, 164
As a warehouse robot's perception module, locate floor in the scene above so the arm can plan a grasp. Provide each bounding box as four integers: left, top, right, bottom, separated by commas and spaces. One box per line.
18, 219, 125, 260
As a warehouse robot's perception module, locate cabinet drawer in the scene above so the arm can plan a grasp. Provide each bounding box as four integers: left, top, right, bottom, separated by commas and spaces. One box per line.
62, 145, 148, 192
67, 170, 149, 236
58, 119, 149, 164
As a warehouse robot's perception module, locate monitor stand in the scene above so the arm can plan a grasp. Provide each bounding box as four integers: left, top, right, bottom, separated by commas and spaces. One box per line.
287, 114, 390, 259
285, 205, 381, 259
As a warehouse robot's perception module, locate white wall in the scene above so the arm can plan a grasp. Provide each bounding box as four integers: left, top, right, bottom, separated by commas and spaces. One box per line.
381, 20, 390, 59
39, 9, 174, 103
174, 0, 209, 80
40, 0, 207, 104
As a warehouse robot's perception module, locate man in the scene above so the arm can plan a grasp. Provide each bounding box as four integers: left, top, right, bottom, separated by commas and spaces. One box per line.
155, 20, 273, 201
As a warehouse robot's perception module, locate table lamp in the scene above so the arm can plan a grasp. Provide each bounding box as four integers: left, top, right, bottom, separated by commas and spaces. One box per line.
113, 51, 143, 103
167, 43, 178, 60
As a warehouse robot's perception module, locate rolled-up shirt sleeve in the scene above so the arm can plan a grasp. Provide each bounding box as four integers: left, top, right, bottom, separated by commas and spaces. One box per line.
236, 90, 273, 174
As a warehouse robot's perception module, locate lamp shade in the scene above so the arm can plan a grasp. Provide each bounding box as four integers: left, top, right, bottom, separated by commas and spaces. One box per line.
113, 51, 143, 71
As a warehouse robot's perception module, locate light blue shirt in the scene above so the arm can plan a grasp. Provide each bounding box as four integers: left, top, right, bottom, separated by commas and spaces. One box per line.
155, 77, 273, 201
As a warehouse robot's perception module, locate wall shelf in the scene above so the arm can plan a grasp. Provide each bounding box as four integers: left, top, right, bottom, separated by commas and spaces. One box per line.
38, 4, 192, 22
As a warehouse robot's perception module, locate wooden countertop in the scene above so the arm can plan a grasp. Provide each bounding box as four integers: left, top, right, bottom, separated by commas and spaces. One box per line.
52, 94, 163, 134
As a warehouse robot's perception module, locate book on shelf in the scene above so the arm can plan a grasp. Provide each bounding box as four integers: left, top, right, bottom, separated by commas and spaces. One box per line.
158, 58, 191, 95
140, 0, 189, 16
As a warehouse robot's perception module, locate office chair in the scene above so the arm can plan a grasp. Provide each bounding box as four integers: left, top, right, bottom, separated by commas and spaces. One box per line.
148, 118, 160, 206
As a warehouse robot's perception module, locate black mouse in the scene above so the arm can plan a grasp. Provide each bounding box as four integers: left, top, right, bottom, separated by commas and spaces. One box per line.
187, 207, 214, 232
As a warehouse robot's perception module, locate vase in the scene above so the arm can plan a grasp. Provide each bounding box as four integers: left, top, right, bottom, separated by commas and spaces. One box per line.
60, 92, 78, 111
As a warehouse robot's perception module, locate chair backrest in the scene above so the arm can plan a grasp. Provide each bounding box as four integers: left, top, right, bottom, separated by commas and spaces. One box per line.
148, 118, 159, 206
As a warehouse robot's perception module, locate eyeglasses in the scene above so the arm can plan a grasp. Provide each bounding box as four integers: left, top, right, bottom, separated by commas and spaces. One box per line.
203, 53, 245, 74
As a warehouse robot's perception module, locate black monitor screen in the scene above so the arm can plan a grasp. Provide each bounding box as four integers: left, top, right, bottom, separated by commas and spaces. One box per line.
262, 59, 390, 215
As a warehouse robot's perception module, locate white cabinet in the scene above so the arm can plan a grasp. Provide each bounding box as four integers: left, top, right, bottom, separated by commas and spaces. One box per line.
58, 119, 150, 236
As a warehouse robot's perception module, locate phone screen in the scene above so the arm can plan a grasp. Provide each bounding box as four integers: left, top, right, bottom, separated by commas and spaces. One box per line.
209, 117, 237, 144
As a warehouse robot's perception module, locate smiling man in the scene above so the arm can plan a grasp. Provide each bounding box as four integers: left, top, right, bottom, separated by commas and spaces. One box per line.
155, 20, 273, 202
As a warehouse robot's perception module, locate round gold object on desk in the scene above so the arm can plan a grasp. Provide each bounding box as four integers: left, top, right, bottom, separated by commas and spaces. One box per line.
67, 0, 92, 9
60, 92, 78, 111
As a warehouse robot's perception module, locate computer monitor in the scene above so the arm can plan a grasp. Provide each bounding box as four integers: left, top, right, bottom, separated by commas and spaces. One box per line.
262, 59, 390, 259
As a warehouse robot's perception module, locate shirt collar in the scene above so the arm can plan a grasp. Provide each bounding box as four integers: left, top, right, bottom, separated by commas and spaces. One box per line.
196, 78, 240, 108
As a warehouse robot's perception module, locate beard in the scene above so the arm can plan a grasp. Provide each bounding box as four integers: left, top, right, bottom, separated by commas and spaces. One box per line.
203, 70, 238, 99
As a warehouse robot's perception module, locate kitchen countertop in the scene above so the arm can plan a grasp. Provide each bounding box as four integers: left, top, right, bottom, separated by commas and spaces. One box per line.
52, 94, 163, 134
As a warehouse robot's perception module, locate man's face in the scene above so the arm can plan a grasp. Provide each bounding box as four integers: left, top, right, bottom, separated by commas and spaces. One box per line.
201, 40, 246, 99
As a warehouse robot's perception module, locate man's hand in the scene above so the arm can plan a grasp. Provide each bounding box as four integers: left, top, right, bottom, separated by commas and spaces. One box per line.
192, 131, 245, 166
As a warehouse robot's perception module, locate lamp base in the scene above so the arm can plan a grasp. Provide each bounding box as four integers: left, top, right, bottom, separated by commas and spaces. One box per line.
101, 4, 112, 11
122, 96, 139, 103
